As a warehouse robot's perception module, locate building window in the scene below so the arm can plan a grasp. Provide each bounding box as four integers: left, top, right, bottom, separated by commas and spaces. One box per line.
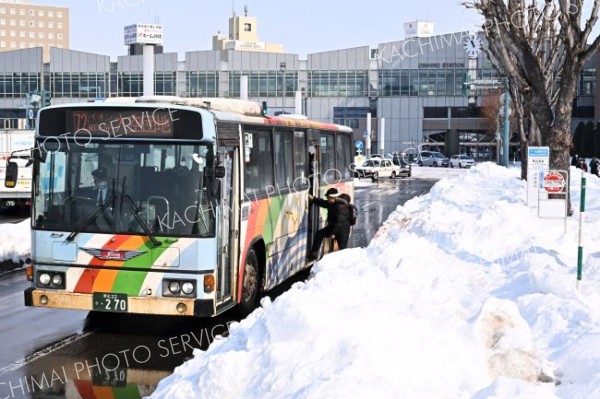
0, 41, 5, 48
38, 21, 44, 28
0, 8, 5, 14
9, 30, 15, 37
19, 42, 24, 48
48, 22, 53, 28
29, 10, 34, 16
57, 33, 63, 39
0, 31, 4, 37
48, 33, 53, 39
57, 12, 63, 18
57, 22, 63, 29
333, 107, 370, 129
38, 10, 44, 17
308, 70, 368, 97
9, 19, 15, 25
51, 72, 109, 98
0, 72, 41, 98
185, 71, 219, 97
580, 68, 596, 96
10, 8, 15, 15
29, 42, 34, 47
244, 23, 252, 31
29, 31, 34, 38
0, 19, 5, 24
19, 19, 24, 26
38, 32, 44, 39
9, 42, 15, 48
19, 31, 24, 38
228, 70, 298, 98
29, 21, 34, 27
19, 9, 24, 16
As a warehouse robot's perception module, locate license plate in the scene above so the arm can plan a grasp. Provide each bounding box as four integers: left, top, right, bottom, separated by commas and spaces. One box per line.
92, 292, 128, 312
92, 368, 127, 387
5, 201, 15, 207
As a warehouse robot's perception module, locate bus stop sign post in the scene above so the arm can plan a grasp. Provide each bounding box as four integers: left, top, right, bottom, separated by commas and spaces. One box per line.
577, 170, 587, 290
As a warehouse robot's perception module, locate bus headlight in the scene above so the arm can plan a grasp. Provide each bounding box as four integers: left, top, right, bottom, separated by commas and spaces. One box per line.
168, 281, 181, 294
36, 271, 66, 289
38, 273, 51, 286
163, 279, 196, 297
52, 274, 63, 286
181, 282, 195, 295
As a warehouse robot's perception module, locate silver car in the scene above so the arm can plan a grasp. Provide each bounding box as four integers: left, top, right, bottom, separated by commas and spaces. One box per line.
417, 151, 449, 167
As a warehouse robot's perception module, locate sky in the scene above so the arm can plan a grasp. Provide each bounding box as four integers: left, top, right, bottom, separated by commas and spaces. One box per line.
144, 164, 600, 398
30, 0, 483, 59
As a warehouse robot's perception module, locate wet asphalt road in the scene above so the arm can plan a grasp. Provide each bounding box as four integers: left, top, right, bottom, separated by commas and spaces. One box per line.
0, 176, 437, 399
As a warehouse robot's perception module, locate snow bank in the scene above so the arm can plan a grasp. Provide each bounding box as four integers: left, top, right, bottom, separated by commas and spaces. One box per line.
151, 163, 600, 399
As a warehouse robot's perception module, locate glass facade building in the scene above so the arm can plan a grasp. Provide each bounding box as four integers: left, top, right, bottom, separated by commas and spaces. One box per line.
0, 31, 597, 153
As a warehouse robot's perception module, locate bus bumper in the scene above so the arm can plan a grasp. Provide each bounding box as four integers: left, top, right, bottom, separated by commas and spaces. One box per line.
24, 287, 215, 317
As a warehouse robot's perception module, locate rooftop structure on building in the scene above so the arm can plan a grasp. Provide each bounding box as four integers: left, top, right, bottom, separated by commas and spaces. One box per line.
212, 5, 284, 53
404, 21, 434, 38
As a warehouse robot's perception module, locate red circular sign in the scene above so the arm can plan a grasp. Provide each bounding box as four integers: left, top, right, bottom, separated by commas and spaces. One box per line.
542, 171, 565, 193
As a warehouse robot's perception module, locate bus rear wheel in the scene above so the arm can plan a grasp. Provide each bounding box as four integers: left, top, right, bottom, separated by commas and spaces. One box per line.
240, 248, 260, 316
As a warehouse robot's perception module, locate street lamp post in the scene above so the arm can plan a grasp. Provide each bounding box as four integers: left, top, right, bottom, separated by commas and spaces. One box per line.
279, 61, 286, 114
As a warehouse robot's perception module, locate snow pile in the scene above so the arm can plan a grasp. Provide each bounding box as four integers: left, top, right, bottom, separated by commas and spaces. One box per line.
0, 219, 30, 263
151, 163, 600, 399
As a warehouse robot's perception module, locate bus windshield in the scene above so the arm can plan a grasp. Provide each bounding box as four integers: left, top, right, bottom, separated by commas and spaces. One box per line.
33, 141, 217, 237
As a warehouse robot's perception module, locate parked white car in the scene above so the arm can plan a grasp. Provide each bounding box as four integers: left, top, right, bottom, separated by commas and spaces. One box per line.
353, 158, 401, 181
449, 154, 475, 168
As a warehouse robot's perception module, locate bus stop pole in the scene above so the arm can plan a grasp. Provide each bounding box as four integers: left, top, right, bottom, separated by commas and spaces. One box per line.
576, 170, 586, 290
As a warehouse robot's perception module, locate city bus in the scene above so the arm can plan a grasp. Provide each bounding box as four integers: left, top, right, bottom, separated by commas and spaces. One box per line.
8, 97, 354, 317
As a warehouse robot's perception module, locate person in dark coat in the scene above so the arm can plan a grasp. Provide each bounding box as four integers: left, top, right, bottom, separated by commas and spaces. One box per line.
571, 154, 580, 167
579, 158, 589, 173
590, 157, 599, 177
308, 187, 351, 260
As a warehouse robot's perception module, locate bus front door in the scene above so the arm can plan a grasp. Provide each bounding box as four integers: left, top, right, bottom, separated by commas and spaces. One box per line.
216, 147, 239, 308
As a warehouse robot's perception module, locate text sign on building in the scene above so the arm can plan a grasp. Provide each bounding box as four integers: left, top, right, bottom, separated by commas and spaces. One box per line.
124, 24, 164, 45
527, 146, 550, 207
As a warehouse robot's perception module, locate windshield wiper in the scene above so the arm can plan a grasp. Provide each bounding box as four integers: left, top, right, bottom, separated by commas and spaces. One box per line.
122, 194, 161, 247
66, 193, 115, 242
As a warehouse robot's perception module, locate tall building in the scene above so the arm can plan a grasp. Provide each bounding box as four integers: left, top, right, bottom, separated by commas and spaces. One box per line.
0, 0, 69, 62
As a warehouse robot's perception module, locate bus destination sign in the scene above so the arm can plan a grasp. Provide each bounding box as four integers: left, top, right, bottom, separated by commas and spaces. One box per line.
67, 108, 178, 138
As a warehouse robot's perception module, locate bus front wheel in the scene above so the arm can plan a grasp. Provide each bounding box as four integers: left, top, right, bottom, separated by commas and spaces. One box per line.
240, 248, 260, 316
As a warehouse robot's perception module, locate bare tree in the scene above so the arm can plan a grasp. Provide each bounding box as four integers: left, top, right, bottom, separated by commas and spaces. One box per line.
463, 0, 600, 210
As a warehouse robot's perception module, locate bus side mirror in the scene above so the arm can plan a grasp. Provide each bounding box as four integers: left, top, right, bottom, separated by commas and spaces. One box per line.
4, 161, 18, 188
214, 166, 225, 178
